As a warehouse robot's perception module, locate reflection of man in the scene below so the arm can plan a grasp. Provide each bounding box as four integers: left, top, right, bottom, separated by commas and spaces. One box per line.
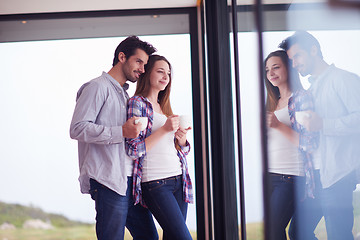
70, 36, 158, 240
280, 30, 360, 240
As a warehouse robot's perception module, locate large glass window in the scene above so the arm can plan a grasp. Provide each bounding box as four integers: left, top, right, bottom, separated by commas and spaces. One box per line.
229, 2, 265, 239
231, 1, 360, 239
0, 34, 197, 238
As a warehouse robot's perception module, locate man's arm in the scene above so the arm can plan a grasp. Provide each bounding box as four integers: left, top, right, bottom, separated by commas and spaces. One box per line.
69, 81, 124, 144
322, 72, 360, 136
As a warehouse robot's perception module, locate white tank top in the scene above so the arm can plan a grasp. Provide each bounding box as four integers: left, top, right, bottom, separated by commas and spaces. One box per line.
267, 107, 303, 176
125, 154, 133, 177
142, 111, 182, 182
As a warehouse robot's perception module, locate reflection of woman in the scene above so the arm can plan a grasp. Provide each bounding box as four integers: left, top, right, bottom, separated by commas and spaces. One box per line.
264, 50, 318, 240
126, 55, 193, 240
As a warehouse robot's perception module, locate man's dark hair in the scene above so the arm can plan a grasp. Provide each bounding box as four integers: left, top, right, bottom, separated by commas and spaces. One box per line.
279, 30, 323, 59
112, 36, 157, 66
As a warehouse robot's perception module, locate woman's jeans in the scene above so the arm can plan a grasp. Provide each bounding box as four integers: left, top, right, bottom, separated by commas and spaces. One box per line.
89, 177, 158, 240
268, 172, 304, 240
141, 175, 193, 240
289, 170, 323, 240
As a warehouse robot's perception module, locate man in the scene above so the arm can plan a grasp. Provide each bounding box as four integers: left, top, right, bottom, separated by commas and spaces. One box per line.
70, 36, 158, 240
279, 31, 360, 240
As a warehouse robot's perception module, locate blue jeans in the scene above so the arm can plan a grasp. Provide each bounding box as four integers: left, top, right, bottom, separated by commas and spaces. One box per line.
289, 170, 357, 240
89, 177, 158, 240
321, 171, 356, 240
268, 172, 304, 240
141, 175, 192, 240
289, 170, 323, 240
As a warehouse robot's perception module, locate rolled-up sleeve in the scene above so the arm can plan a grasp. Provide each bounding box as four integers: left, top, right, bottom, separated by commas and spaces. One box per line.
291, 90, 319, 154
126, 97, 147, 159
179, 140, 191, 155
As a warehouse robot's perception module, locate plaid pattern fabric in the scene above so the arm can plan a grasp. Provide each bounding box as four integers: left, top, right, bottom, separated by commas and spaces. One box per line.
126, 95, 193, 206
288, 89, 319, 198
175, 138, 194, 204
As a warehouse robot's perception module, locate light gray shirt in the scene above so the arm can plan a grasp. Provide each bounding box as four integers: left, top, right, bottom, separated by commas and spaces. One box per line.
70, 72, 129, 196
309, 64, 360, 188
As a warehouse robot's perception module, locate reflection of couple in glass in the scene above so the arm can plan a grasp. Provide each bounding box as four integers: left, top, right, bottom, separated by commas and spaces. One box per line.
266, 31, 360, 240
70, 36, 193, 240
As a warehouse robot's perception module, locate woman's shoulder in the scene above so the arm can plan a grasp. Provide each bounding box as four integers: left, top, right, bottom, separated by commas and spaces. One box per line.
129, 95, 145, 101
290, 89, 314, 110
128, 96, 153, 113
129, 95, 147, 104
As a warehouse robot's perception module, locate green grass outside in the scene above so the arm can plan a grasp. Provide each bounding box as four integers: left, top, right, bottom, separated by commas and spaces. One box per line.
0, 226, 96, 240
0, 227, 197, 240
0, 191, 358, 240
0, 217, 358, 240
244, 210, 360, 240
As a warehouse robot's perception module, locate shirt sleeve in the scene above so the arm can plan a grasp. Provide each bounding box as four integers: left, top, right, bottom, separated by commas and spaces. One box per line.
126, 97, 147, 159
322, 72, 360, 136
291, 90, 319, 154
179, 140, 191, 155
69, 81, 124, 144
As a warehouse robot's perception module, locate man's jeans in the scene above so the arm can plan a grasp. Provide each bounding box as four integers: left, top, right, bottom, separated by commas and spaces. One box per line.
141, 175, 193, 240
289, 170, 357, 240
322, 171, 356, 240
268, 173, 304, 240
89, 177, 158, 240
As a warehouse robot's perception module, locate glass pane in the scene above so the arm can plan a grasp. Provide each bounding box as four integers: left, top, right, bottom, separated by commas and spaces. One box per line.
230, 1, 265, 239
0, 34, 196, 238
235, 31, 265, 240
262, 1, 360, 239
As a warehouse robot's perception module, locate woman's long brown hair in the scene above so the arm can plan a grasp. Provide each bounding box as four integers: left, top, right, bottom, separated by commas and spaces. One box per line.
134, 54, 173, 116
264, 50, 303, 112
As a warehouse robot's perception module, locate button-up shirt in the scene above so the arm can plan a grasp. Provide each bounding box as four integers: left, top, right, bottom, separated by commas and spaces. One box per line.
70, 72, 130, 196
309, 64, 360, 188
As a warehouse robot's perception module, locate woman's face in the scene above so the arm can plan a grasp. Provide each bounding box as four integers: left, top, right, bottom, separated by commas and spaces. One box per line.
265, 56, 288, 88
149, 60, 171, 92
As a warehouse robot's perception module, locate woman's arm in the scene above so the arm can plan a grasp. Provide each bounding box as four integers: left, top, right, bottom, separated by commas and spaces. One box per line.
290, 90, 319, 154
175, 127, 190, 146
267, 111, 299, 146
145, 115, 180, 151
126, 97, 148, 159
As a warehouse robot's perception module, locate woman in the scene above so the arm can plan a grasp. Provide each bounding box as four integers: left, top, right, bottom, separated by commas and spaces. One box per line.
264, 50, 318, 240
126, 54, 193, 240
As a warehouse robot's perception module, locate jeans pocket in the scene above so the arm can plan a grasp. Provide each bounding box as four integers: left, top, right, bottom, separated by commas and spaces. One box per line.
142, 179, 165, 192
282, 175, 295, 184
89, 188, 98, 201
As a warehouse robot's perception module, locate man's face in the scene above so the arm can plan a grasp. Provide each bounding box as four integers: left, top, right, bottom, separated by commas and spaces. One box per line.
122, 48, 149, 83
287, 43, 314, 77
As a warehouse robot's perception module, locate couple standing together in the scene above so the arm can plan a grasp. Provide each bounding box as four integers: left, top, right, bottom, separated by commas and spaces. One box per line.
70, 36, 193, 240
266, 31, 360, 240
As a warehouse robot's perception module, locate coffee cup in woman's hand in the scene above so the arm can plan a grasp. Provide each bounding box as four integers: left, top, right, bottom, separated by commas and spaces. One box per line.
179, 115, 192, 129
135, 117, 148, 131
295, 111, 310, 126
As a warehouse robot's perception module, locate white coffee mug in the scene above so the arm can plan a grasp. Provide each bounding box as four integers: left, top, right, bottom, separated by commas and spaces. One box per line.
179, 115, 192, 129
134, 117, 148, 131
295, 111, 310, 126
